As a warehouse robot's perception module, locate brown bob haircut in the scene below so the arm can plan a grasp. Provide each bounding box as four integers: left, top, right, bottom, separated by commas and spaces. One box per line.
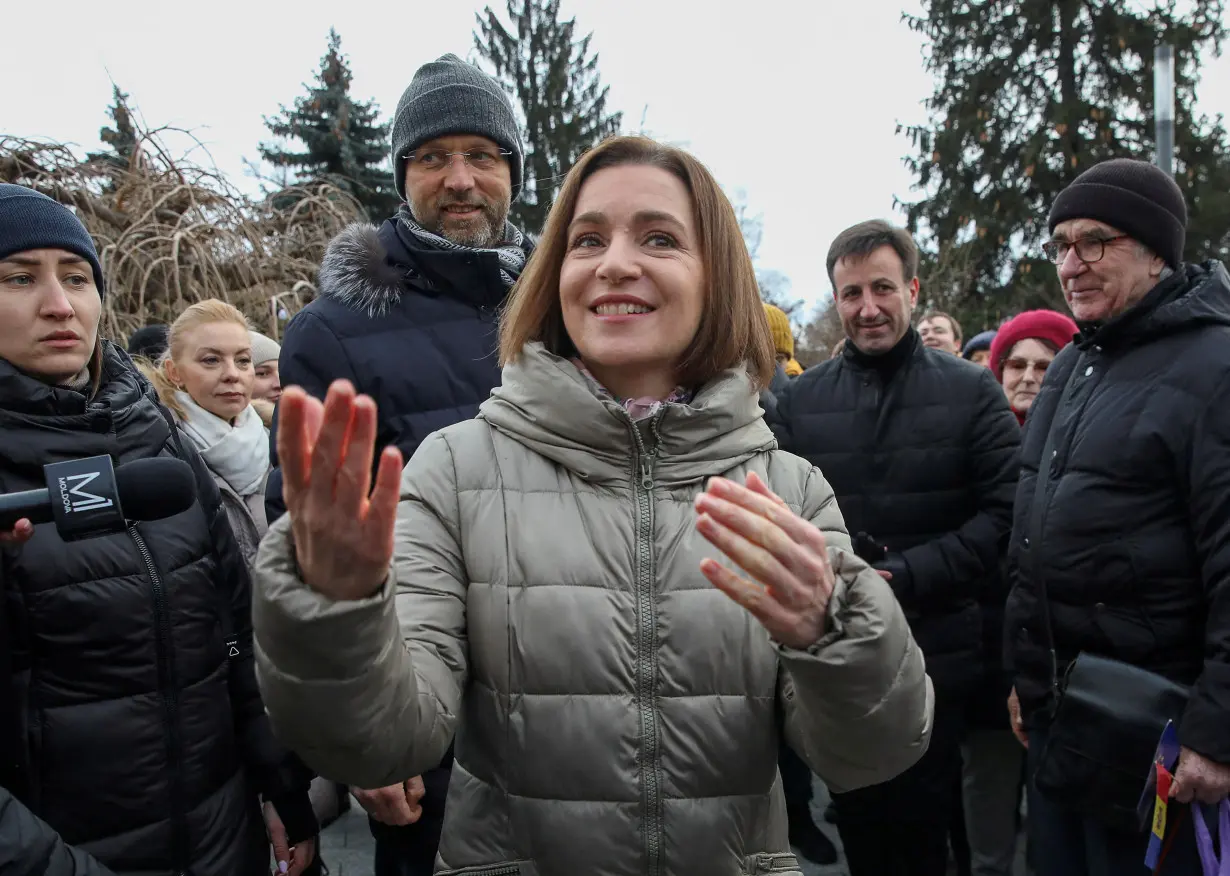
498, 136, 776, 390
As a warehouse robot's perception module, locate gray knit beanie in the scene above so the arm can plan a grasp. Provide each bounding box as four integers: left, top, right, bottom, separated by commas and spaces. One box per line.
390, 54, 524, 201
248, 331, 281, 366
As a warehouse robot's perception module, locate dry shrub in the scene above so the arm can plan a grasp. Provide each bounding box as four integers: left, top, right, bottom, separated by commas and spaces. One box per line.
0, 129, 366, 342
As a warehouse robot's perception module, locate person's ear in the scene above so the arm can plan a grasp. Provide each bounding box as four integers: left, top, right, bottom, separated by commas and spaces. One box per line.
163, 359, 182, 389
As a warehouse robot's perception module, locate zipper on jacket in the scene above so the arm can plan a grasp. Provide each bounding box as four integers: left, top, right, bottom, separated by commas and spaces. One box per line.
628, 415, 664, 876
129, 525, 189, 874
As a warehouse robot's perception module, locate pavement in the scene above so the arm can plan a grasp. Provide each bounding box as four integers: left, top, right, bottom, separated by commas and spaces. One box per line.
317, 778, 1028, 875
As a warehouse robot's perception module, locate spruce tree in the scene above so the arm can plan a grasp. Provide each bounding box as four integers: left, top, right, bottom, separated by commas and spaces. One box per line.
474, 0, 623, 235
87, 86, 140, 186
900, 0, 1230, 330
260, 29, 396, 221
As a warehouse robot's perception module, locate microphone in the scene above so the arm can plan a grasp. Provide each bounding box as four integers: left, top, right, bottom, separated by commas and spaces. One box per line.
0, 455, 197, 541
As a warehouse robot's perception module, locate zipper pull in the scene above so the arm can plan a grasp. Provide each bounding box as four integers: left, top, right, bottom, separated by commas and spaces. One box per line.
640, 458, 653, 490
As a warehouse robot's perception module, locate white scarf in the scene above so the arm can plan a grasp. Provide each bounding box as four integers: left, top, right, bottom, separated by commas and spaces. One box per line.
174, 391, 270, 497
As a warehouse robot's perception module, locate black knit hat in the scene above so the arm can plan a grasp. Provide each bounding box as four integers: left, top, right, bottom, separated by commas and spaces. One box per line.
127, 324, 169, 361
1047, 158, 1188, 268
390, 54, 524, 202
0, 184, 106, 298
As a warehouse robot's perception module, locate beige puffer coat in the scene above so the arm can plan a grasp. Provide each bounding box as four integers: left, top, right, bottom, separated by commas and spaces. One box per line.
253, 342, 934, 876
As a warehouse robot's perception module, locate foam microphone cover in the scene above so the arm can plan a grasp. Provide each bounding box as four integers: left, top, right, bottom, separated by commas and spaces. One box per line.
116, 457, 197, 521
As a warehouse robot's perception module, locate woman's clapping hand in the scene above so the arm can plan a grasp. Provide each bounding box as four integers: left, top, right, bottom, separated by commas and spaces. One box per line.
695, 472, 836, 650
278, 381, 403, 601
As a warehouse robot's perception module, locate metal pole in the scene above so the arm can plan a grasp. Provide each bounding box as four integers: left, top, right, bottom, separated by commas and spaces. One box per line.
1154, 44, 1175, 175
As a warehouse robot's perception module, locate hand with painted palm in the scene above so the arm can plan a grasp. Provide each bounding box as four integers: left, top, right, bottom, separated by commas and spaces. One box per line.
694, 471, 836, 650
278, 380, 403, 602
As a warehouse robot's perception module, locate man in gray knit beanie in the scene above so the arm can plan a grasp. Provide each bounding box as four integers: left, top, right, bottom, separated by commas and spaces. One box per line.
270, 53, 532, 876
389, 53, 527, 253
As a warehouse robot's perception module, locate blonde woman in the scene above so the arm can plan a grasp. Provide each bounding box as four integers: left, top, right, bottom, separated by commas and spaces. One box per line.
149, 300, 270, 568
253, 138, 933, 876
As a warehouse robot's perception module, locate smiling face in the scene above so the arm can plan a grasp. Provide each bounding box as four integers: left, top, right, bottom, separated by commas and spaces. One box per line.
833, 245, 919, 355
919, 315, 960, 354
404, 134, 513, 248
164, 320, 254, 422
1051, 219, 1165, 322
559, 164, 705, 401
0, 248, 101, 383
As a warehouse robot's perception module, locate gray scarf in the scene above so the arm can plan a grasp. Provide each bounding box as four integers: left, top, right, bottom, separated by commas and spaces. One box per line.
397, 204, 527, 288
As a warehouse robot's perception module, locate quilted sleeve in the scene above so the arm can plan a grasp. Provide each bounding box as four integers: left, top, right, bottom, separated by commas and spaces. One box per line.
252, 431, 469, 789
777, 465, 935, 793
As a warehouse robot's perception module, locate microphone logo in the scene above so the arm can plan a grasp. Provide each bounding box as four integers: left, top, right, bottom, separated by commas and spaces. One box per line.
44, 456, 125, 540
58, 470, 115, 514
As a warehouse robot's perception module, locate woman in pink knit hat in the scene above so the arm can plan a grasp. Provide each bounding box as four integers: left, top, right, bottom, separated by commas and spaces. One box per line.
989, 310, 1079, 425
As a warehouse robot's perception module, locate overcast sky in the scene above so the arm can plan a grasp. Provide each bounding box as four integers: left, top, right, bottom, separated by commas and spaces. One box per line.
4, 0, 1229, 317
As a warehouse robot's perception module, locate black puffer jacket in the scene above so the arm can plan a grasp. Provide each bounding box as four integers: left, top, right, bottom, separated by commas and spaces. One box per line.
0, 343, 314, 876
265, 218, 523, 855
1006, 261, 1230, 764
266, 219, 516, 522
774, 330, 1021, 697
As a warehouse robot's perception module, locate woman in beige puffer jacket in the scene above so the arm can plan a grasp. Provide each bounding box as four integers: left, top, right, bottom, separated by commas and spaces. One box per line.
252, 137, 934, 876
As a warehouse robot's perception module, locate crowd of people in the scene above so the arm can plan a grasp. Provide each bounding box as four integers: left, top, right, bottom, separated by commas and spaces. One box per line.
1, 50, 1228, 876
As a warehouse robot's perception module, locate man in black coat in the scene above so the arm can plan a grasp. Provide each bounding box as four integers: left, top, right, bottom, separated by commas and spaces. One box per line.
773, 220, 1020, 876
1006, 158, 1230, 873
265, 54, 531, 876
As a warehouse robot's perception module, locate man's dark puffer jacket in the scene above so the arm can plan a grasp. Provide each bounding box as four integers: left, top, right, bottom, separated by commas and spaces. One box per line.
266, 217, 525, 864
266, 218, 517, 522
1006, 261, 1230, 764
0, 343, 314, 876
773, 330, 1021, 698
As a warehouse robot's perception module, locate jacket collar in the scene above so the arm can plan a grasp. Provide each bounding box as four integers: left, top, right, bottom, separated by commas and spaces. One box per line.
1076, 261, 1230, 351
316, 219, 531, 318
0, 341, 170, 469
478, 343, 775, 487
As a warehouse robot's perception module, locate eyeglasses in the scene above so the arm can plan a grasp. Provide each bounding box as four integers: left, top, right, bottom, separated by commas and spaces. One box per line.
404, 148, 513, 173
1041, 234, 1129, 265
1002, 357, 1051, 376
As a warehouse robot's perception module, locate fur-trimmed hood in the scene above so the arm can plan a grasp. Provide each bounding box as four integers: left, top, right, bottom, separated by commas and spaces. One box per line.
316, 223, 409, 319
316, 219, 523, 319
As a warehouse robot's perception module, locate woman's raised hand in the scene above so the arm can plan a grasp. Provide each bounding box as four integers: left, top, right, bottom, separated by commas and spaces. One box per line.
278, 381, 403, 601
694, 471, 835, 650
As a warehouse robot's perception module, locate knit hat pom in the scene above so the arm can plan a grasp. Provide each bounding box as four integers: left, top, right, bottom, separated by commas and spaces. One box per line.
989, 310, 1079, 382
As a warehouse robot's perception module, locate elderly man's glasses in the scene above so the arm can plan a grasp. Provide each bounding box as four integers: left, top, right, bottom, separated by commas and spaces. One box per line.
404, 148, 513, 172
1041, 234, 1129, 265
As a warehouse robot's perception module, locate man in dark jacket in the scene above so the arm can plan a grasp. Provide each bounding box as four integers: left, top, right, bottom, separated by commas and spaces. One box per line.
773, 220, 1020, 876
1006, 158, 1230, 872
265, 53, 530, 876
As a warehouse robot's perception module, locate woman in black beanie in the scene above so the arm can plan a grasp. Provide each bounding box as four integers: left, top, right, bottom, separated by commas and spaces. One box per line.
0, 183, 318, 876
